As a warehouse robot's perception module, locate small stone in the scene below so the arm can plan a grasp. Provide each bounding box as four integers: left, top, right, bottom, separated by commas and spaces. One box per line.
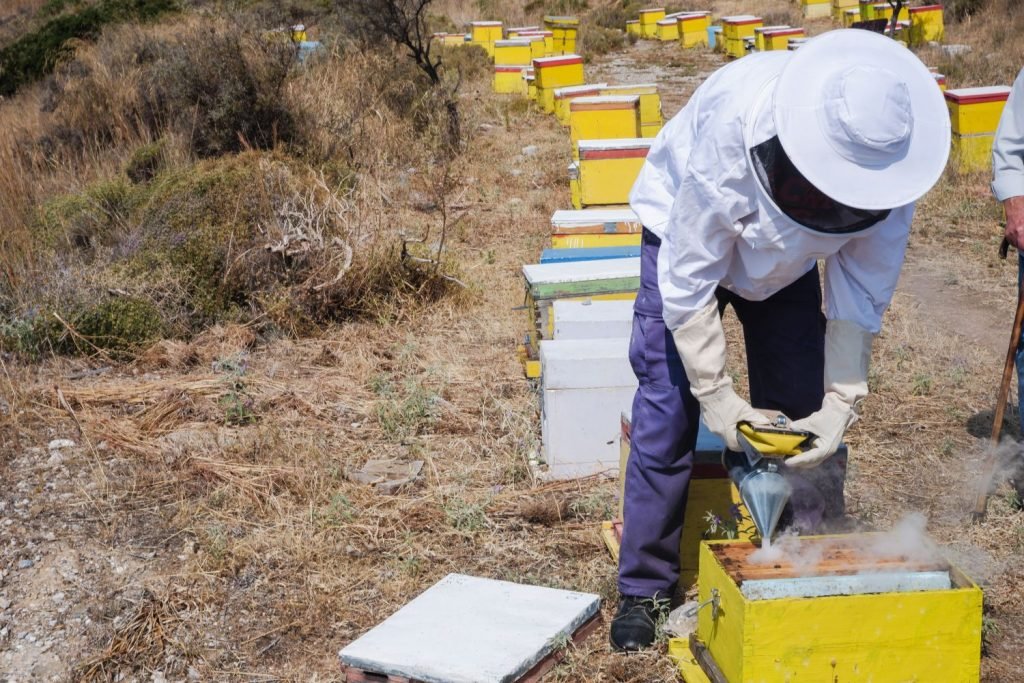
17, 559, 33, 570
47, 439, 75, 451
0, 597, 10, 609
51, 592, 65, 604
521, 145, 539, 156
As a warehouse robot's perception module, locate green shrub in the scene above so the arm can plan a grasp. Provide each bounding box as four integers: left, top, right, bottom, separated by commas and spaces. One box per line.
580, 24, 625, 60
125, 140, 166, 183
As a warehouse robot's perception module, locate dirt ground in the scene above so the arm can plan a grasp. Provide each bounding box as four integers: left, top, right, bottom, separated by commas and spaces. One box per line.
3, 22, 1024, 683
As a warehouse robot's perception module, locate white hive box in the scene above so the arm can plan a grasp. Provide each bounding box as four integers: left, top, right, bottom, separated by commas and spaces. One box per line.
540, 337, 637, 479
552, 299, 634, 340
339, 574, 601, 683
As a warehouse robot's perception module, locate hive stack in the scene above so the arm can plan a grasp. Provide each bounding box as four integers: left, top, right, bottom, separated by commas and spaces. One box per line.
519, 29, 554, 56
553, 83, 608, 125
534, 54, 586, 113
832, 0, 859, 20
468, 20, 503, 56
908, 4, 944, 45
598, 84, 664, 137
569, 96, 643, 154
801, 0, 832, 19
945, 86, 1011, 173
677, 12, 711, 47
544, 16, 580, 54
492, 39, 533, 94
638, 7, 667, 38
722, 15, 763, 59
760, 26, 806, 51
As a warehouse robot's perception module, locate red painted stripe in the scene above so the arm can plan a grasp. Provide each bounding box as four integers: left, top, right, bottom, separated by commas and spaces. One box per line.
580, 148, 650, 160
909, 4, 943, 11
764, 28, 804, 36
534, 56, 584, 68
726, 18, 762, 25
494, 66, 529, 73
945, 92, 1010, 105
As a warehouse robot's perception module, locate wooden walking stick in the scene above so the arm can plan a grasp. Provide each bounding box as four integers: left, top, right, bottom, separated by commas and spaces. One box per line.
973, 238, 1024, 521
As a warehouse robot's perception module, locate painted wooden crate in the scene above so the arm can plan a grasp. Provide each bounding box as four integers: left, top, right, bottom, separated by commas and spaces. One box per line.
761, 27, 805, 51
468, 21, 503, 56
506, 25, 539, 38
550, 208, 643, 249
533, 55, 585, 113
493, 39, 533, 66
655, 15, 681, 41
597, 84, 663, 137
572, 138, 652, 208
945, 86, 1011, 135
638, 7, 666, 38
909, 4, 944, 45
553, 83, 608, 125
540, 245, 640, 263
800, 0, 831, 20
722, 16, 762, 59
493, 65, 529, 95
552, 299, 635, 340
519, 30, 554, 57
688, 537, 983, 683
569, 96, 642, 156
543, 15, 579, 54
677, 12, 711, 48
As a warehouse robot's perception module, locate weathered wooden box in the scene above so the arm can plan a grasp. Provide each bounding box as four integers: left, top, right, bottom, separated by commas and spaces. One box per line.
549, 208, 643, 249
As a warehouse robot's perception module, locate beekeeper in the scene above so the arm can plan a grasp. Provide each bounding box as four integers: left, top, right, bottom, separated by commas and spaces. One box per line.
992, 68, 1024, 438
611, 29, 950, 652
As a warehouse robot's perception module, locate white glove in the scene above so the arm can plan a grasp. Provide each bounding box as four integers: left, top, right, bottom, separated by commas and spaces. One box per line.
671, 302, 770, 451
787, 319, 873, 469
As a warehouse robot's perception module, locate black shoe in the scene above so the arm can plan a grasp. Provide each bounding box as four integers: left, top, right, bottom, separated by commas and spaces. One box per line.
609, 594, 668, 652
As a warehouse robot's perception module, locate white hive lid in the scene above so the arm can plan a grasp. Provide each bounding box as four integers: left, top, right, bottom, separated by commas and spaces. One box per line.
577, 138, 653, 152
551, 208, 640, 226
495, 39, 532, 46
553, 83, 608, 97
522, 257, 640, 286
570, 95, 641, 105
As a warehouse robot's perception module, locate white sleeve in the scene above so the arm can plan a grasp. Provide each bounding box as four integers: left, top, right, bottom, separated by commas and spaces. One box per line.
992, 68, 1024, 202
823, 205, 913, 334
658, 157, 754, 331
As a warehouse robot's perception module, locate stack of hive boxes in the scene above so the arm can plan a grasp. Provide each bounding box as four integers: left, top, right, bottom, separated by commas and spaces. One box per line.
571, 139, 654, 209
759, 26, 806, 50
677, 12, 712, 47
534, 54, 586, 113
908, 4, 944, 45
638, 7, 666, 38
569, 96, 643, 154
722, 15, 763, 59
945, 86, 1011, 173
468, 21, 503, 56
492, 39, 533, 94
506, 25, 539, 38
519, 29, 554, 56
626, 20, 641, 37
544, 16, 579, 54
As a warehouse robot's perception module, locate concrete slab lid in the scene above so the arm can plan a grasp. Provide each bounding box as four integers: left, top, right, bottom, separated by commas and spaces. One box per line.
522, 257, 641, 285
495, 39, 533, 46
722, 14, 760, 21
553, 83, 609, 97
551, 208, 640, 225
577, 138, 653, 152
944, 85, 1011, 103
533, 54, 583, 66
540, 337, 635, 389
338, 574, 601, 683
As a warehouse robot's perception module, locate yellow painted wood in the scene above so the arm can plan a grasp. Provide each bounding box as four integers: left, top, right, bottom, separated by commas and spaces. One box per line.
640, 121, 662, 138
859, 0, 875, 19
600, 521, 620, 562
493, 69, 527, 94
639, 8, 666, 38
551, 233, 642, 249
469, 22, 503, 57
909, 5, 944, 45
678, 13, 710, 49
533, 59, 585, 90
493, 41, 532, 66
579, 156, 646, 207
655, 19, 680, 41
946, 89, 1010, 135
764, 29, 805, 51
697, 538, 984, 683
802, 1, 832, 19
569, 164, 582, 209
872, 2, 909, 21
598, 86, 662, 130
669, 639, 713, 683
724, 37, 747, 59
843, 8, 861, 26
626, 20, 641, 37
569, 100, 642, 155
554, 86, 605, 125
953, 133, 995, 174
722, 17, 762, 41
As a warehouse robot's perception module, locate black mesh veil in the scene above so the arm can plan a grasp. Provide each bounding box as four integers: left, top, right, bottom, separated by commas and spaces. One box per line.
750, 136, 890, 234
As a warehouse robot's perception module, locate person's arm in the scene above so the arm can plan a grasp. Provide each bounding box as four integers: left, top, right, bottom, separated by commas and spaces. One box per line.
993, 69, 1024, 249
788, 209, 912, 468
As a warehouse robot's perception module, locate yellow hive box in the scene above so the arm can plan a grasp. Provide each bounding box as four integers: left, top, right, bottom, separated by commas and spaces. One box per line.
762, 27, 805, 51
432, 32, 467, 47
544, 15, 579, 54
493, 39, 532, 66
626, 20, 641, 37
575, 138, 652, 207
616, 414, 753, 588
872, 2, 909, 21
858, 0, 875, 19
933, 72, 947, 91
570, 96, 643, 156
524, 35, 546, 59
506, 25, 539, 38
534, 54, 585, 113
723, 16, 762, 58
638, 7, 666, 38
551, 232, 642, 248
909, 4, 944, 45
831, 0, 858, 19
677, 13, 711, 47
519, 30, 554, 56
598, 84, 663, 133
945, 86, 1011, 135
493, 65, 529, 94
753, 25, 789, 51
801, 0, 832, 20
468, 21, 503, 56
693, 537, 983, 683
525, 71, 537, 100
953, 133, 995, 174
655, 17, 680, 41
843, 7, 861, 26
553, 83, 608, 125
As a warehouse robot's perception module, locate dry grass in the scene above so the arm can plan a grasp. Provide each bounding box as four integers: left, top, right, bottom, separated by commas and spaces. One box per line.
2, 1, 1024, 681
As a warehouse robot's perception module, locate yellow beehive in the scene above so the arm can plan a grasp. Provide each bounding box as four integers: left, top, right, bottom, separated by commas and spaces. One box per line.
945, 86, 1011, 135
519, 30, 554, 56
858, 0, 875, 19
533, 54, 585, 113
574, 138, 652, 208
677, 12, 711, 48
843, 7, 861, 25
722, 15, 762, 59
598, 84, 663, 136
544, 16, 580, 54
493, 39, 532, 66
872, 2, 909, 22
909, 4, 944, 45
506, 25, 539, 38
493, 65, 530, 94
522, 34, 546, 59
952, 133, 995, 174
762, 27, 805, 51
569, 96, 642, 156
550, 208, 642, 249
933, 72, 947, 91
468, 21, 503, 57
626, 19, 641, 37
553, 83, 608, 125
753, 25, 789, 51
614, 415, 753, 588
801, 0, 832, 19
290, 24, 307, 42
688, 537, 983, 683
832, 0, 858, 20
655, 17, 680, 41
638, 7, 666, 38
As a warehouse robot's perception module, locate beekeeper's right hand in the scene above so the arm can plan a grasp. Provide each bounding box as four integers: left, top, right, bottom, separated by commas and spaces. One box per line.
671, 302, 770, 451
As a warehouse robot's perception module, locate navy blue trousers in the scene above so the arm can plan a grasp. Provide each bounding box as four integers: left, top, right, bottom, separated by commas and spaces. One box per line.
618, 229, 847, 598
